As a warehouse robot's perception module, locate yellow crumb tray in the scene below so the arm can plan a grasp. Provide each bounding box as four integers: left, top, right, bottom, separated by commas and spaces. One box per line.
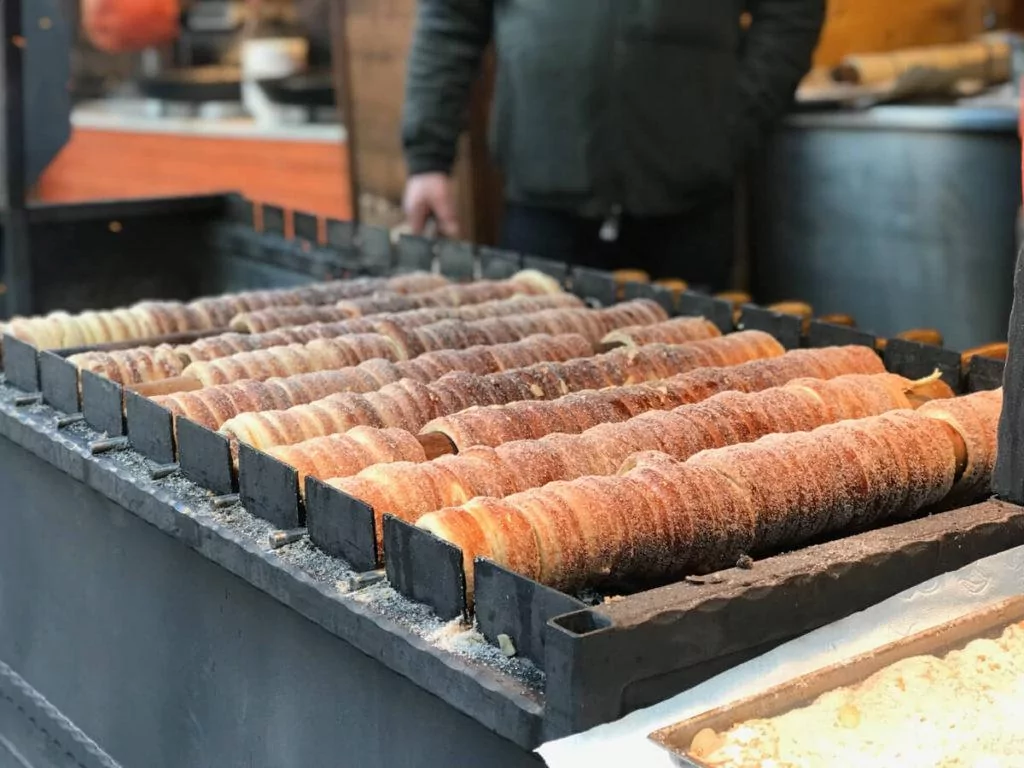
648, 595, 1024, 767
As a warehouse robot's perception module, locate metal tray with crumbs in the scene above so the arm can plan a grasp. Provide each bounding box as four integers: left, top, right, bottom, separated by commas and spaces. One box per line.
649, 595, 1024, 767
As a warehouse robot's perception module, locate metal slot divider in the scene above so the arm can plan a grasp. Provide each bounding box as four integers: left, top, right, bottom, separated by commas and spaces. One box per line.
396, 234, 436, 274
226, 194, 255, 227
966, 355, 1005, 392
522, 256, 570, 286
38, 351, 80, 415
357, 225, 395, 277
238, 444, 304, 530
623, 282, 675, 316
80, 370, 125, 436
676, 292, 735, 333
292, 211, 319, 244
738, 305, 803, 350
383, 515, 468, 622
125, 390, 177, 465
480, 247, 523, 280
305, 477, 379, 572
571, 268, 617, 308
995, 244, 1024, 502
2, 335, 41, 392
325, 218, 360, 275
473, 559, 587, 667
261, 204, 287, 236
806, 320, 878, 351
292, 212, 340, 280
883, 338, 963, 393
176, 417, 236, 495
436, 241, 477, 282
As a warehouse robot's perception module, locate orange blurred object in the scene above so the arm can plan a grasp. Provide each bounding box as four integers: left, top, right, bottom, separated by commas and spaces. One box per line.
82, 0, 181, 53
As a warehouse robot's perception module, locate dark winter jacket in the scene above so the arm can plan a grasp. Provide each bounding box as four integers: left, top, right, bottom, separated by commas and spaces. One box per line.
402, 0, 824, 218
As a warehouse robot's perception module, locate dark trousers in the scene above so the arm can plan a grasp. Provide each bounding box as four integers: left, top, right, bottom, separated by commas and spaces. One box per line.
500, 196, 735, 293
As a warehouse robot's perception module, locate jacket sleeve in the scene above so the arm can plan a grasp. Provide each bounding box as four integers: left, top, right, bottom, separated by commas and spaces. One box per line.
402, 0, 493, 177
733, 0, 825, 162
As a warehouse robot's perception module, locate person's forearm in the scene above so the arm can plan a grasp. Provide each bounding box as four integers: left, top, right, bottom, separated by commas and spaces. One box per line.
734, 0, 825, 160
401, 0, 492, 176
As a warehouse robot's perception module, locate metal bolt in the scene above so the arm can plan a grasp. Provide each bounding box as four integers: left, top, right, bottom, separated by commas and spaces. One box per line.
56, 413, 85, 428
268, 528, 307, 549
89, 436, 130, 454
150, 463, 180, 480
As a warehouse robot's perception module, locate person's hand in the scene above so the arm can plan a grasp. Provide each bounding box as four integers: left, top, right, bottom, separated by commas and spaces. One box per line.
403, 173, 460, 238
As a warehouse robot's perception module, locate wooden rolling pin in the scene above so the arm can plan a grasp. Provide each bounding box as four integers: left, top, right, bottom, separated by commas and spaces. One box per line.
833, 39, 1011, 88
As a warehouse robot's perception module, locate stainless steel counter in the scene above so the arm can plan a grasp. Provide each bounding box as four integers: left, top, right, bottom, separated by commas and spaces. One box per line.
750, 103, 1021, 350
72, 98, 347, 144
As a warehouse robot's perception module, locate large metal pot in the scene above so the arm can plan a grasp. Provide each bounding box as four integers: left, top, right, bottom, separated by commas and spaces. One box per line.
749, 105, 1021, 350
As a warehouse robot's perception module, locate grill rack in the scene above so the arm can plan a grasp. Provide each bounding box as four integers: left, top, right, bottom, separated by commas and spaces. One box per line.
1, 195, 1015, 743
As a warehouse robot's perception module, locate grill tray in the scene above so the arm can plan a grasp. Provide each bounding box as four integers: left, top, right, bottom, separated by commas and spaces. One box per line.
2, 195, 1018, 747
649, 596, 1024, 767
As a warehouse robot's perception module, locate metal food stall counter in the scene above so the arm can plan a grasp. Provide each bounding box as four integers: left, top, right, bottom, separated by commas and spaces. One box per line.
750, 103, 1021, 351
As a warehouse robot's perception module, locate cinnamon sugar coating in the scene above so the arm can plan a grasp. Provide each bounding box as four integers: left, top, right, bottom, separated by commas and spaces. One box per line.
600, 316, 721, 348
180, 334, 407, 386
355, 373, 910, 545
218, 330, 777, 452
425, 347, 881, 450
420, 391, 992, 595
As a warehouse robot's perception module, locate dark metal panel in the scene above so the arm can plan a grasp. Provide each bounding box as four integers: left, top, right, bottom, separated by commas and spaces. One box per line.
80, 371, 124, 436
2, 334, 40, 392
176, 417, 235, 495
357, 226, 394, 276
571, 268, 616, 308
124, 391, 176, 466
384, 516, 467, 622
475, 560, 586, 668
0, 433, 541, 767
437, 240, 477, 282
807, 320, 877, 350
21, 0, 71, 191
750, 119, 1020, 350
996, 245, 1024, 502
676, 292, 734, 333
396, 234, 435, 273
738, 305, 803, 350
238, 443, 303, 530
883, 338, 963, 392
0, 660, 123, 768
305, 477, 377, 572
292, 211, 320, 243
966, 355, 1005, 393
480, 247, 523, 280
261, 204, 286, 236
38, 351, 79, 415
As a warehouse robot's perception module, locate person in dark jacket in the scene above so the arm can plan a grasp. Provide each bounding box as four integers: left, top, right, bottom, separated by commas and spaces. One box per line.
402, 1, 825, 291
